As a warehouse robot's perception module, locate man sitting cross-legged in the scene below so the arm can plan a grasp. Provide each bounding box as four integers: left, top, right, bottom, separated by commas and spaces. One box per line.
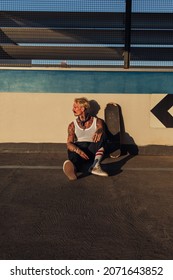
63, 97, 108, 180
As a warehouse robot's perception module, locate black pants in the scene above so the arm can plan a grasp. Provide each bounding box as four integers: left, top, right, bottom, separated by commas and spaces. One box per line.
68, 131, 120, 171
68, 138, 104, 172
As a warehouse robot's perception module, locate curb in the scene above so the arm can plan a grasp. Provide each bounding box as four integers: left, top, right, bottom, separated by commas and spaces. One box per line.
0, 143, 173, 156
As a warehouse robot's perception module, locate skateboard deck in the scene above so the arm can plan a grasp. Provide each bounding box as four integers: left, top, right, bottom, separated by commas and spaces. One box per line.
104, 103, 122, 158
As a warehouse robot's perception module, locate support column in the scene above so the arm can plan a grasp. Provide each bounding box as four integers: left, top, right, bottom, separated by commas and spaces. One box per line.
124, 0, 132, 69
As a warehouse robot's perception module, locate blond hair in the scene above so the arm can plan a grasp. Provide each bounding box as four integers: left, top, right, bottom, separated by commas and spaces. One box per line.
74, 97, 90, 110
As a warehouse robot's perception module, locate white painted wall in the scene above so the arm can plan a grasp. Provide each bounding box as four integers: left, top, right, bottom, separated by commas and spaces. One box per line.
0, 92, 172, 146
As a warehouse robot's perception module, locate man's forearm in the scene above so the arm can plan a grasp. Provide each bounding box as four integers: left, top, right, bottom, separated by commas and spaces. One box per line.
67, 142, 79, 152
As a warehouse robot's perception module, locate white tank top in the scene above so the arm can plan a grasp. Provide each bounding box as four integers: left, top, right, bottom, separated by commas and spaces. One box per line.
74, 117, 97, 142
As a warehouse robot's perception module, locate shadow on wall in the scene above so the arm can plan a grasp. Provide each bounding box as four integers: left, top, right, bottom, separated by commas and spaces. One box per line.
88, 99, 139, 156
118, 105, 139, 156
88, 99, 101, 117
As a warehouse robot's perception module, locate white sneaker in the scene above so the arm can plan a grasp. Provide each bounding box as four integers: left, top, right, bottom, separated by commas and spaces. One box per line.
63, 160, 77, 180
89, 165, 108, 177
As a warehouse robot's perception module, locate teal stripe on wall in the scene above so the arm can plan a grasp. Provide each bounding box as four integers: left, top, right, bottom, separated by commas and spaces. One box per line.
0, 70, 173, 94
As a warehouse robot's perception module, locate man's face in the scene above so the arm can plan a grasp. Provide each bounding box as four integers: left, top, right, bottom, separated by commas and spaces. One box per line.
72, 102, 84, 116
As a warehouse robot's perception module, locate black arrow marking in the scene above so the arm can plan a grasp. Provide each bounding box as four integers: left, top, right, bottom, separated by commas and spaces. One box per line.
151, 94, 173, 128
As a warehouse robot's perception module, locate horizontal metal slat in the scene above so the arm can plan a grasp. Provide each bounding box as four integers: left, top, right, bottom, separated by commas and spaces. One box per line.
0, 45, 124, 60
1, 12, 172, 29
131, 30, 173, 45
0, 11, 125, 28
131, 13, 173, 29
1, 45, 172, 61
0, 28, 125, 44
1, 28, 173, 45
0, 59, 31, 66
131, 47, 173, 61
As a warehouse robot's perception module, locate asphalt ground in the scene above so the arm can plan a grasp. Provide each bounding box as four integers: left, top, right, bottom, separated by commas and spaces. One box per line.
0, 151, 173, 260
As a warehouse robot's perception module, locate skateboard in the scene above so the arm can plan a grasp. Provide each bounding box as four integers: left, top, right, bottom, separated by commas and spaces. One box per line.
104, 103, 122, 158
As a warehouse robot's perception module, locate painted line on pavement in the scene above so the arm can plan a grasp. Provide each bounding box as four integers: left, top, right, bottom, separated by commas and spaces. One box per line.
0, 165, 62, 170
0, 165, 172, 171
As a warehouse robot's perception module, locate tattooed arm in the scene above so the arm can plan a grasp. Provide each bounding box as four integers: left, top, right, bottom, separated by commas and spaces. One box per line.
67, 122, 77, 152
92, 118, 104, 142
67, 122, 89, 160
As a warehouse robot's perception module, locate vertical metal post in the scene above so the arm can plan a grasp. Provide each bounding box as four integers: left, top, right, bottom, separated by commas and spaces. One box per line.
124, 0, 132, 69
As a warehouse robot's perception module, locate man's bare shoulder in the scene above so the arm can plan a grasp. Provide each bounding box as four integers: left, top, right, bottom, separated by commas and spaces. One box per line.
96, 117, 104, 127
68, 121, 75, 128
68, 121, 75, 132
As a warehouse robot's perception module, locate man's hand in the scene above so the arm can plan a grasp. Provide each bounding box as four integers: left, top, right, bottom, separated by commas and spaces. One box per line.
76, 148, 89, 160
93, 128, 103, 142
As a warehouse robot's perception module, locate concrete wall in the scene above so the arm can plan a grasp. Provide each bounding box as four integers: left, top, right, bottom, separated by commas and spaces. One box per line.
0, 68, 172, 146
0, 92, 172, 146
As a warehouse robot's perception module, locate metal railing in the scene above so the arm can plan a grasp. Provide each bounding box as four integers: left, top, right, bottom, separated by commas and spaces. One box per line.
0, 0, 172, 68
